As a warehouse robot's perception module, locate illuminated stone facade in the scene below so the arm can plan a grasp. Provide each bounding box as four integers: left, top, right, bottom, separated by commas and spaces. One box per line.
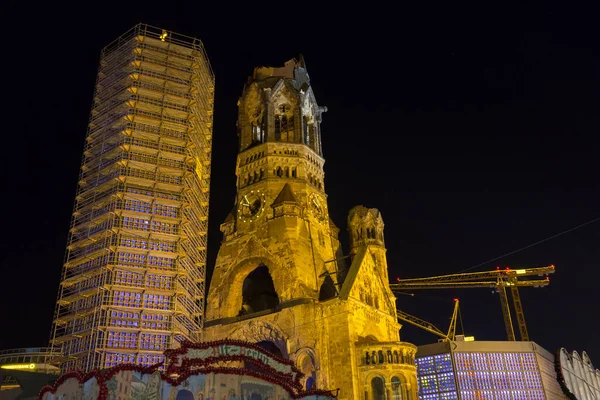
203, 57, 418, 399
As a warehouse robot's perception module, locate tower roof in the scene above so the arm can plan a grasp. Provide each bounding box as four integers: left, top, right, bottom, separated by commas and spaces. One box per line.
251, 56, 310, 91
272, 183, 298, 205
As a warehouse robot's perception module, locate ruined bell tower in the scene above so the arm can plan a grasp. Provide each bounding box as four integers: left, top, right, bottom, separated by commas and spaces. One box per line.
203, 57, 418, 400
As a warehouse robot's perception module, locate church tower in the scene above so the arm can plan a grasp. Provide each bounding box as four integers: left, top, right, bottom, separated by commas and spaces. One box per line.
204, 58, 418, 400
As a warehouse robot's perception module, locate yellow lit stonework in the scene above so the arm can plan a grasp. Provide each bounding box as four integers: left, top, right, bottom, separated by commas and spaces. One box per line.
203, 57, 418, 400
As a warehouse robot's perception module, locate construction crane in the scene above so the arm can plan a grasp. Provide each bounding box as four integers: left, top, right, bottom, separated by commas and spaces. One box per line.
396, 298, 462, 342
390, 265, 555, 342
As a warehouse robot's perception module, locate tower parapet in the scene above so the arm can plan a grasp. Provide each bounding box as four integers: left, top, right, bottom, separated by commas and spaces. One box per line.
348, 205, 386, 252
238, 56, 327, 156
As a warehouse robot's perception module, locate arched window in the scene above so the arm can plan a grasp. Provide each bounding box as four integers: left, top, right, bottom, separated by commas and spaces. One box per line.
276, 167, 283, 177
298, 353, 316, 391
259, 169, 264, 180
274, 116, 282, 141
378, 351, 384, 364
275, 105, 294, 142
371, 377, 385, 400
393, 351, 399, 363
318, 275, 336, 301
285, 167, 290, 177
251, 122, 264, 144
391, 376, 402, 400
371, 351, 377, 364
292, 167, 297, 178
387, 350, 393, 363
240, 266, 279, 315
365, 352, 370, 365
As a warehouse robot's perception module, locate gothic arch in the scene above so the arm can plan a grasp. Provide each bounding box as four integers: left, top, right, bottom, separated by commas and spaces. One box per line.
240, 265, 279, 314
230, 320, 289, 358
294, 347, 319, 390
389, 374, 410, 400
364, 372, 387, 400
221, 254, 285, 318
318, 274, 336, 301
269, 80, 298, 112
366, 335, 379, 342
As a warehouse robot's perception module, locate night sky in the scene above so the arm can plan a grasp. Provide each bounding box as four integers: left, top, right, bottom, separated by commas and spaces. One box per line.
2, 3, 598, 361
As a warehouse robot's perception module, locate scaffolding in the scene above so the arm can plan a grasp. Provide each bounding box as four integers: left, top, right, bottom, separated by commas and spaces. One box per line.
50, 24, 214, 373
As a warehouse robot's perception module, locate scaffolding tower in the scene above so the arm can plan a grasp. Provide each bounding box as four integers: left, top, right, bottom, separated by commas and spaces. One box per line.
50, 24, 214, 373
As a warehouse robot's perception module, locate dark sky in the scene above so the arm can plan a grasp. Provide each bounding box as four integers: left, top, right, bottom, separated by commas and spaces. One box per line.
1, 2, 598, 362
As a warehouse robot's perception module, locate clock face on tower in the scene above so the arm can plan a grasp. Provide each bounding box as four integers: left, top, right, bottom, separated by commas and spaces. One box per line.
308, 192, 326, 222
238, 190, 266, 222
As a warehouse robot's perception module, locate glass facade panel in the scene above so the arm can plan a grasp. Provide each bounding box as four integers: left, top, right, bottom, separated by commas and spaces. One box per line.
435, 354, 453, 373
529, 390, 545, 399
418, 356, 436, 375
450, 351, 544, 400
416, 353, 458, 399
480, 390, 496, 400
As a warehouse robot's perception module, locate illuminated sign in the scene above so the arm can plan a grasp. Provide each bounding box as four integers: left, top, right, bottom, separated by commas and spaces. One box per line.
1, 363, 36, 370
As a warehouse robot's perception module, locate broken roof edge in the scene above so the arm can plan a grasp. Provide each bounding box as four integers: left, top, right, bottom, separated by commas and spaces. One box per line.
252, 55, 307, 82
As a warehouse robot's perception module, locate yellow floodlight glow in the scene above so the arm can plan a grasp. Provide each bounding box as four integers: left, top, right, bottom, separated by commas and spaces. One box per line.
1, 363, 36, 370
464, 336, 475, 342
160, 30, 168, 42
516, 269, 526, 274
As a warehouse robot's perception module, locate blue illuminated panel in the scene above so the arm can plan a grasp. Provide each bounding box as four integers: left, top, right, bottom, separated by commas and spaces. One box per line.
417, 354, 458, 398
454, 352, 545, 399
